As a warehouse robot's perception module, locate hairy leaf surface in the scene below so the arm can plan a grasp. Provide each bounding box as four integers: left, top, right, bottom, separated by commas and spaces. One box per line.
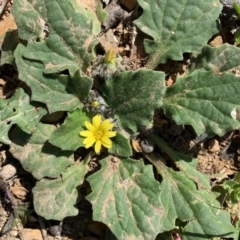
15, 45, 81, 113
145, 154, 235, 240
0, 30, 19, 66
187, 44, 240, 75
163, 70, 240, 136
0, 88, 47, 144
12, 0, 99, 74
142, 131, 211, 190
101, 70, 166, 133
87, 157, 172, 240
134, 0, 222, 68
32, 153, 91, 220
49, 108, 90, 151
10, 124, 72, 180
108, 132, 132, 157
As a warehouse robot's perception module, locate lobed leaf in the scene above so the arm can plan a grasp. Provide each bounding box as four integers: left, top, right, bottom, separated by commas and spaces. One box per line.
10, 124, 72, 180
15, 44, 81, 113
101, 70, 166, 133
11, 0, 45, 41
108, 132, 132, 157
0, 30, 19, 66
12, 0, 99, 74
70, 0, 106, 34
163, 70, 240, 136
142, 131, 211, 190
146, 154, 236, 240
0, 88, 47, 145
32, 152, 92, 220
134, 0, 222, 69
187, 44, 240, 76
49, 108, 91, 151
87, 157, 172, 240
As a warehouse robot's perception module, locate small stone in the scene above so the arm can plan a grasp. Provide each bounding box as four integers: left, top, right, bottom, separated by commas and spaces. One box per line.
10, 230, 19, 237
208, 139, 220, 152
0, 164, 17, 180
140, 139, 154, 153
20, 229, 43, 240
49, 224, 62, 236
99, 29, 118, 53
120, 0, 137, 11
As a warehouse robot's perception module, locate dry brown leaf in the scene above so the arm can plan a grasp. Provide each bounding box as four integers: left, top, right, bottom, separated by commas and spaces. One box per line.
131, 139, 142, 152
11, 186, 28, 200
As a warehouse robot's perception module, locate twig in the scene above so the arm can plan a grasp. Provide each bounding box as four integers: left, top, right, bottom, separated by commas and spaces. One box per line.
38, 215, 48, 240
0, 178, 18, 236
0, 0, 10, 18
0, 178, 16, 212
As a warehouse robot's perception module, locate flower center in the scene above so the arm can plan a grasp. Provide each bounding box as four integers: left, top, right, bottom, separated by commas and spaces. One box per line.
94, 130, 103, 140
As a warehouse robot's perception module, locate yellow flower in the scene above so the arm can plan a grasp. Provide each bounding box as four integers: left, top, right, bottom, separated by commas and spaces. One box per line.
79, 114, 117, 154
92, 101, 100, 108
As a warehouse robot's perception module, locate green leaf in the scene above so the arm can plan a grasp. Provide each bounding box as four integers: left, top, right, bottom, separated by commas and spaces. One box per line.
12, 0, 99, 74
108, 132, 132, 157
14, 44, 81, 113
163, 70, 240, 136
233, 2, 240, 17
234, 28, 240, 45
141, 131, 211, 190
87, 157, 172, 240
11, 0, 45, 41
17, 203, 33, 226
70, 0, 105, 34
0, 88, 47, 145
234, 172, 240, 182
70, 69, 93, 100
134, 0, 222, 68
49, 108, 90, 151
10, 124, 72, 180
0, 30, 19, 66
32, 152, 92, 220
101, 70, 166, 133
223, 180, 238, 190
187, 44, 240, 75
145, 154, 236, 240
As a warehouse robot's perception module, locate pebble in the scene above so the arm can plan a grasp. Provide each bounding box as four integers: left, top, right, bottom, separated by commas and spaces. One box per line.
140, 139, 154, 153
49, 224, 62, 236
10, 230, 19, 237
19, 229, 43, 240
0, 164, 16, 180
208, 139, 220, 153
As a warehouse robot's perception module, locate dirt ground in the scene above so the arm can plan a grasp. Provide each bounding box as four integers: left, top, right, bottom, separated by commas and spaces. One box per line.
0, 0, 240, 240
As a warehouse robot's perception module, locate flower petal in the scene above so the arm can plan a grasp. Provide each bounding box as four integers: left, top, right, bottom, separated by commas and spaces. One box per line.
79, 130, 93, 137
103, 131, 117, 138
85, 121, 96, 131
101, 139, 112, 149
92, 114, 101, 130
83, 136, 96, 147
101, 136, 112, 145
94, 140, 102, 154
100, 119, 114, 132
